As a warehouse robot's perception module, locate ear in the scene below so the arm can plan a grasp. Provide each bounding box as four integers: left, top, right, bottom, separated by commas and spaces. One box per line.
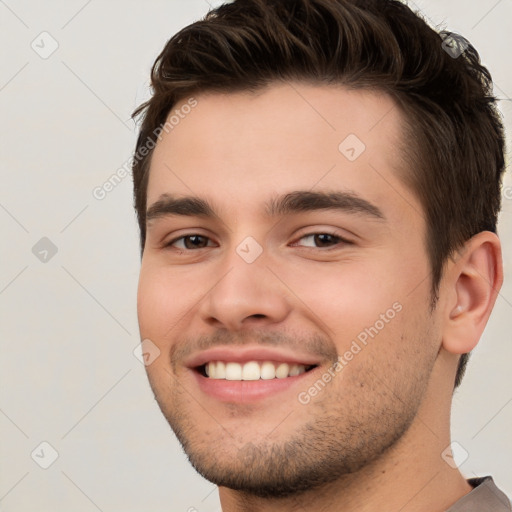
441, 231, 503, 355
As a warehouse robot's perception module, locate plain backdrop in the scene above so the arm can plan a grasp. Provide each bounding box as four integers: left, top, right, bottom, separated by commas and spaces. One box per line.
0, 1, 511, 511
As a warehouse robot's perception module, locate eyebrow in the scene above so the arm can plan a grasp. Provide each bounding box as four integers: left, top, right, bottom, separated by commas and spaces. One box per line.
145, 190, 385, 224
266, 190, 385, 220
146, 194, 217, 224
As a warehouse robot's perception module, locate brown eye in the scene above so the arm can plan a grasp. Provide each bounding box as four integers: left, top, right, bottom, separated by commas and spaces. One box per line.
296, 233, 347, 248
313, 234, 339, 247
168, 235, 213, 250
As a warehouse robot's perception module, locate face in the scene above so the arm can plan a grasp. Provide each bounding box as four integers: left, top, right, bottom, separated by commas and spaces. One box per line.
137, 83, 441, 498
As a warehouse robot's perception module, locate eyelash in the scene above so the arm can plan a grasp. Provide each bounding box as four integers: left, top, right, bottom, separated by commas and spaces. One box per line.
290, 232, 351, 249
165, 231, 352, 251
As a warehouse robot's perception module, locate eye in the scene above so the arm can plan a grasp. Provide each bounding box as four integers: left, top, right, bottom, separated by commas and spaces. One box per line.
292, 232, 350, 249
167, 234, 215, 250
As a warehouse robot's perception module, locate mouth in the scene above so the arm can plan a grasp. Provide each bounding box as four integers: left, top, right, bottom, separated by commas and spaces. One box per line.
196, 360, 318, 380
185, 346, 324, 403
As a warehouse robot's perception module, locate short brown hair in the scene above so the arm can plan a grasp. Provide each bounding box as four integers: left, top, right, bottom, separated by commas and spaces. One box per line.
131, 0, 506, 388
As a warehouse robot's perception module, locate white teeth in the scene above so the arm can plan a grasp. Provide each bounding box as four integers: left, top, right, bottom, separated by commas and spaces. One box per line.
204, 361, 308, 380
216, 361, 226, 379
260, 361, 276, 380
225, 362, 243, 380
242, 361, 260, 380
207, 361, 226, 379
275, 363, 290, 379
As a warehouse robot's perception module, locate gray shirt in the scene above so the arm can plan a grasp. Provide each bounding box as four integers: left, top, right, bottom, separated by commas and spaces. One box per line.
448, 477, 511, 511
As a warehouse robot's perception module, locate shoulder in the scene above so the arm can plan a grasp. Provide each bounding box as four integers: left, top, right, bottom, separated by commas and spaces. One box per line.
447, 476, 511, 511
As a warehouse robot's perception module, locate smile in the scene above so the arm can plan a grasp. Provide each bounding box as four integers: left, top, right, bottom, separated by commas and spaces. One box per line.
201, 361, 317, 380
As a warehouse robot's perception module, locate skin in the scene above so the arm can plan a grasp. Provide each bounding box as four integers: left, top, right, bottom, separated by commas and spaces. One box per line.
137, 83, 502, 511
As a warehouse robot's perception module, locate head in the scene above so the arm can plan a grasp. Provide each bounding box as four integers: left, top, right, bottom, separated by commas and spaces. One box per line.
133, 0, 505, 500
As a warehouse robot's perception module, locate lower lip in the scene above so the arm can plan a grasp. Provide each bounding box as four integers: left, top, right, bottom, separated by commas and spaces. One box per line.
191, 368, 315, 403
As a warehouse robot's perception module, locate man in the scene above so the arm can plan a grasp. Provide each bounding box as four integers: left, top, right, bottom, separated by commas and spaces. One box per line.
132, 0, 510, 510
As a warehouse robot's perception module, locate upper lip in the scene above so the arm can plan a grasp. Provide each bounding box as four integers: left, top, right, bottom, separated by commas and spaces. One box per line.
184, 346, 322, 369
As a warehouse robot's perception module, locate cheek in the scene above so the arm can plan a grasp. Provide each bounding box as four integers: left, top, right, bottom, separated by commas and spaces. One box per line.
278, 251, 432, 366
137, 266, 186, 384
281, 258, 408, 334
137, 265, 181, 342
137, 261, 215, 345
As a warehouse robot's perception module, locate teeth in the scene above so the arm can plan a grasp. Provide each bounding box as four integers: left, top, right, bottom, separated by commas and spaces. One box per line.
260, 361, 276, 380
288, 364, 300, 377
225, 362, 243, 380
204, 361, 308, 380
275, 363, 290, 378
216, 361, 226, 379
242, 361, 260, 381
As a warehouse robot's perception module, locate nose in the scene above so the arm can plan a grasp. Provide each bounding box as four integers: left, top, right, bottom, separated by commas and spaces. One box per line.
198, 248, 292, 331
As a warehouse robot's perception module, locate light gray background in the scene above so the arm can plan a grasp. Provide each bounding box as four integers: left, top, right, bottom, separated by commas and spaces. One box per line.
0, 1, 511, 511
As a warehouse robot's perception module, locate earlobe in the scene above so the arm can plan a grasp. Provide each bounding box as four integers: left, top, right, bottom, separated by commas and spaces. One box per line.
442, 231, 503, 355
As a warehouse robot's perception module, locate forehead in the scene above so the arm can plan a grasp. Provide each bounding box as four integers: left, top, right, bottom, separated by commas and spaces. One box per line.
146, 83, 419, 226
